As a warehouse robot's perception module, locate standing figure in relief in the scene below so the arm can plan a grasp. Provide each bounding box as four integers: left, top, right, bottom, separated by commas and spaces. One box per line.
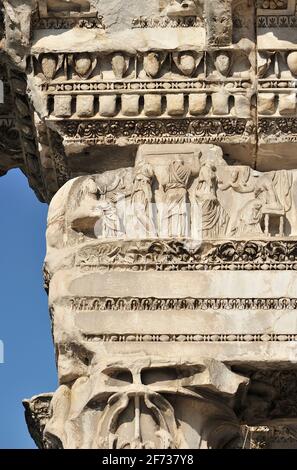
194, 161, 229, 239
129, 162, 156, 238
95, 176, 124, 239
162, 161, 192, 238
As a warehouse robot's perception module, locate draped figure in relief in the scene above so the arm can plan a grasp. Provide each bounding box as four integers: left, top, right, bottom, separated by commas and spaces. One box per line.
161, 161, 192, 238
129, 161, 156, 238
194, 161, 229, 239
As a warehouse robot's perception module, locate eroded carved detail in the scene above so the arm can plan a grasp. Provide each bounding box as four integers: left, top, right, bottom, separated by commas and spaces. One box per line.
2, 0, 297, 451
237, 368, 297, 423
70, 296, 297, 311
41, 358, 247, 449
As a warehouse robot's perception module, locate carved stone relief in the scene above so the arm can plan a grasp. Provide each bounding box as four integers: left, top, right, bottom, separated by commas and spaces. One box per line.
2, 0, 297, 450
25, 357, 248, 449
45, 145, 297, 250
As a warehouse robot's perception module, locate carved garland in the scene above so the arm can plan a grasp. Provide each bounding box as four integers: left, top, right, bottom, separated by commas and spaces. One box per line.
58, 118, 254, 146
32, 14, 105, 30
259, 117, 297, 142
75, 240, 297, 271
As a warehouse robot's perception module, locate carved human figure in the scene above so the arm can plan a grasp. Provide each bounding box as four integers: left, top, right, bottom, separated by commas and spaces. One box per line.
128, 161, 156, 238
161, 160, 192, 238
194, 161, 229, 239
220, 168, 293, 237
272, 170, 293, 213
219, 168, 254, 194
95, 176, 124, 239
69, 177, 100, 236
231, 199, 263, 237
95, 200, 122, 238
77, 177, 98, 206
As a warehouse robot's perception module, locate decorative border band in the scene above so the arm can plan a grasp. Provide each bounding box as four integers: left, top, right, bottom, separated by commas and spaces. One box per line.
57, 118, 253, 146
32, 15, 105, 30
71, 297, 297, 311
258, 15, 297, 28
82, 333, 297, 343
76, 240, 297, 272
259, 118, 297, 143
43, 79, 250, 94
132, 16, 202, 29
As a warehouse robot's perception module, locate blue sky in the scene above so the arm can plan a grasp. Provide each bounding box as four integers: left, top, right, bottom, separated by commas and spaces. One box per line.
0, 169, 57, 448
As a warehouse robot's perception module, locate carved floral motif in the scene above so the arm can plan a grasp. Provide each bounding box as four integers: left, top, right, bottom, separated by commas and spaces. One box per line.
73, 240, 297, 271
58, 119, 253, 145
3, 0, 297, 452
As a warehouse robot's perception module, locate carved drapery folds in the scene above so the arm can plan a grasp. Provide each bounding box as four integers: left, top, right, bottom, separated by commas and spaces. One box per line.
1, 0, 297, 449
36, 143, 297, 449
46, 145, 296, 246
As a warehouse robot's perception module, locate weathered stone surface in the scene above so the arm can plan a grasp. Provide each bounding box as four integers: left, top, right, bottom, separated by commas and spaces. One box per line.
2, 0, 297, 450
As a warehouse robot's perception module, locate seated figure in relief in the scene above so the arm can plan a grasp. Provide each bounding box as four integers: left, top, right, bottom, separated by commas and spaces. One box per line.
69, 175, 126, 240
231, 200, 263, 237
221, 168, 293, 238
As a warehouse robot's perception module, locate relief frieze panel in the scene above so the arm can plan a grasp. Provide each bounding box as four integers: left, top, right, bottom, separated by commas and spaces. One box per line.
46, 145, 297, 255
2, 0, 297, 450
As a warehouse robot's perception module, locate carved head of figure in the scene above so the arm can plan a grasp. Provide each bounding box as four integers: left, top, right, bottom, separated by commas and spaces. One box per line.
78, 177, 98, 202
135, 161, 154, 180
214, 52, 231, 77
